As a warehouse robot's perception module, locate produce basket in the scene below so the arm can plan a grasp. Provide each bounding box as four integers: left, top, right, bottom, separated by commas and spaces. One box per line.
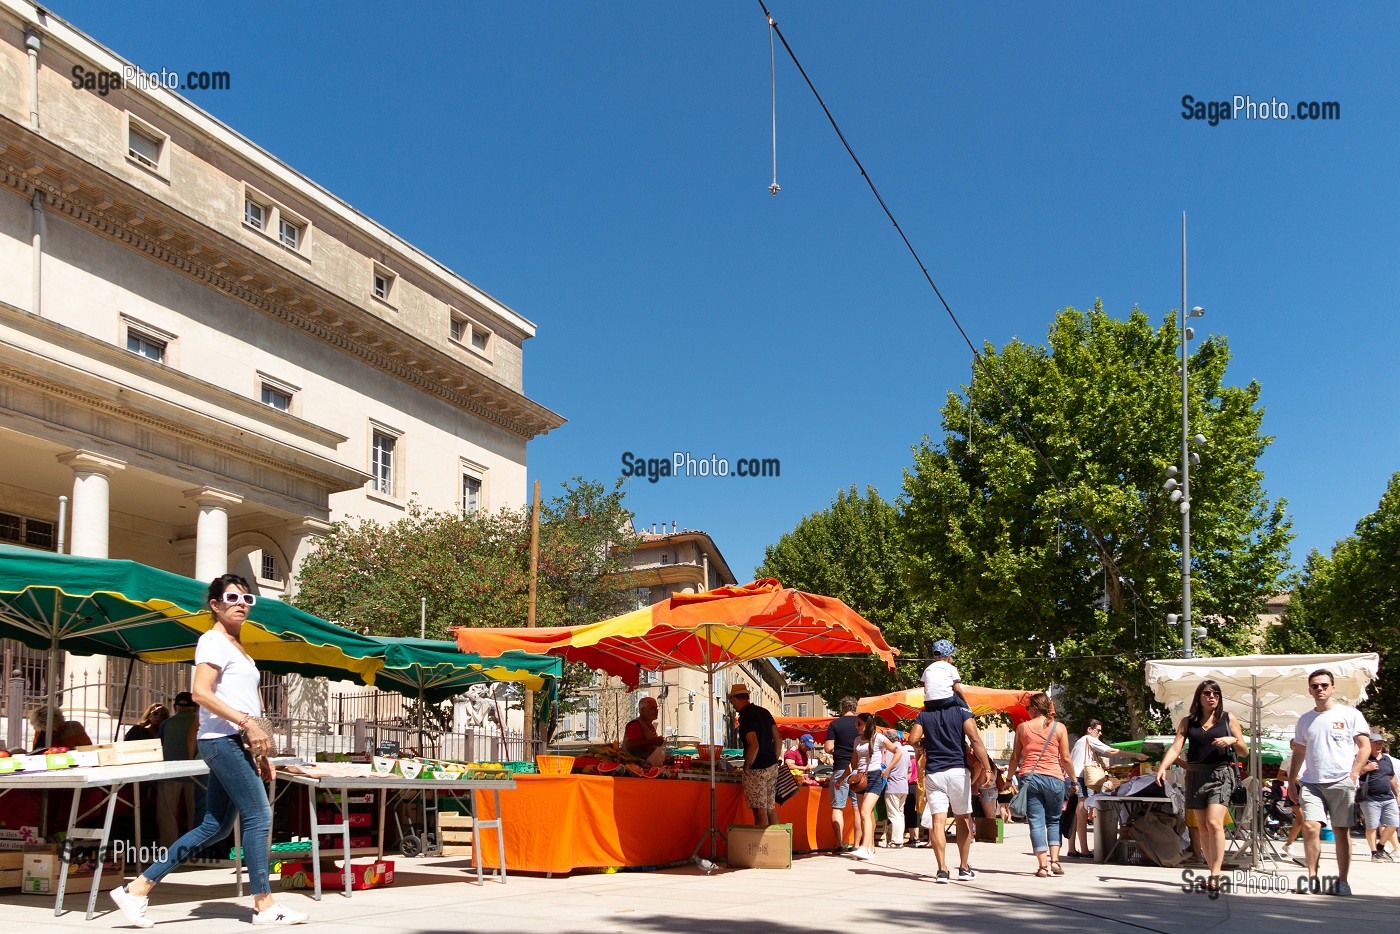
535, 754, 576, 775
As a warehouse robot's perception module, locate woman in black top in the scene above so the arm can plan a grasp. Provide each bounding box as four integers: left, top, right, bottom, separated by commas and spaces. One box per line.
1156, 679, 1246, 890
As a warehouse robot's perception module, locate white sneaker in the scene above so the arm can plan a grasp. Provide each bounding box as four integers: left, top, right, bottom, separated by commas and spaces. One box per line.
854, 847, 875, 861
110, 885, 154, 929
253, 903, 309, 925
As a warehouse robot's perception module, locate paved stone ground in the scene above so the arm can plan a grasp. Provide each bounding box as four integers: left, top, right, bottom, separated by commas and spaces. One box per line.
5, 820, 1397, 933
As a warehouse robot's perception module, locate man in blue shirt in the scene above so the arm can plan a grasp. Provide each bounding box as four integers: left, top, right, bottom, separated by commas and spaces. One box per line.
908, 701, 993, 883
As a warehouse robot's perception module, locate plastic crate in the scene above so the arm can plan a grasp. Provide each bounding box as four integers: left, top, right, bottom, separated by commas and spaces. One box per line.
502, 760, 538, 774
535, 754, 576, 775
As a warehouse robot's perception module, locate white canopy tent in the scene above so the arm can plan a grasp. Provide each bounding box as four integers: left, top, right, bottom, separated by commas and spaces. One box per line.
1144, 653, 1381, 868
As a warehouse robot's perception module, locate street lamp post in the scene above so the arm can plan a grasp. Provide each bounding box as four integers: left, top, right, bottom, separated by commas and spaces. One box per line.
1165, 213, 1206, 656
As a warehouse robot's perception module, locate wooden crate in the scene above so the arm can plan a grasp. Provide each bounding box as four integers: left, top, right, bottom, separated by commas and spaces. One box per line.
71, 739, 163, 766
438, 814, 473, 857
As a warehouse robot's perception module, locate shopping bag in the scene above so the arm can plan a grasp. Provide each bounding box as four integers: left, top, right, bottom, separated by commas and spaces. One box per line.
775, 766, 800, 805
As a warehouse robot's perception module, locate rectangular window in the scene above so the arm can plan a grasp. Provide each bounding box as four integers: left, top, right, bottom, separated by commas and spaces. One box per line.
126, 331, 166, 362
0, 512, 55, 550
449, 318, 465, 343
260, 552, 281, 583
797, 702, 808, 718
244, 197, 267, 231
372, 270, 395, 302
461, 473, 481, 517
470, 327, 489, 353
449, 312, 492, 356
128, 126, 161, 169
371, 430, 396, 495
783, 704, 791, 717
278, 218, 302, 249
261, 383, 292, 412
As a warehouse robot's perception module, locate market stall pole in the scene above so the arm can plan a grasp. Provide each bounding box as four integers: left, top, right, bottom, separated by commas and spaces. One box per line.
454, 579, 897, 868
1144, 652, 1380, 870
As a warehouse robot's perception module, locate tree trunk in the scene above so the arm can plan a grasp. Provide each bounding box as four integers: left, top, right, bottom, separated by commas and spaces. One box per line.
1117, 678, 1146, 737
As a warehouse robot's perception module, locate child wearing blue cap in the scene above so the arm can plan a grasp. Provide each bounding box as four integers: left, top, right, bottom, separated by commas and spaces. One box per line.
922, 639, 969, 711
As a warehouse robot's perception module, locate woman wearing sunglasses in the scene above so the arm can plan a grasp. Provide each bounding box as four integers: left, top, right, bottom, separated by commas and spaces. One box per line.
112, 574, 308, 927
1155, 679, 1245, 892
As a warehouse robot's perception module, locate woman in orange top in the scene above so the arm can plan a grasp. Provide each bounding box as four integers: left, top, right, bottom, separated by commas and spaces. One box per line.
1007, 692, 1074, 877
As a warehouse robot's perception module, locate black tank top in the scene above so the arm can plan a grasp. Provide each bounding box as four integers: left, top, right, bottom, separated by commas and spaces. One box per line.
1185, 713, 1233, 766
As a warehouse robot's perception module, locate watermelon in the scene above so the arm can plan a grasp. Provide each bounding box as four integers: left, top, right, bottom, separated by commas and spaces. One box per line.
643, 767, 662, 779
625, 763, 646, 778
597, 762, 621, 775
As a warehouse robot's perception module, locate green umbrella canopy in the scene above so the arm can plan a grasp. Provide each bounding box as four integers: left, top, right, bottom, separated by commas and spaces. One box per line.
1111, 735, 1287, 765
370, 638, 563, 704
0, 543, 384, 683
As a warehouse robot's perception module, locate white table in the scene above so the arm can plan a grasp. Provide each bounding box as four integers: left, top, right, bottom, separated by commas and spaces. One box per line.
1093, 793, 1180, 864
275, 772, 515, 899
0, 760, 209, 919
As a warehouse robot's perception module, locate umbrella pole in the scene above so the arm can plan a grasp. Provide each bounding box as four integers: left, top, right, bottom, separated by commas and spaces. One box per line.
113, 657, 136, 742
689, 666, 720, 869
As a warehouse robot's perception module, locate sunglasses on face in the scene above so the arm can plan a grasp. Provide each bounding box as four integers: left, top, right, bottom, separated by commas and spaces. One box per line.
1308, 682, 1331, 690
219, 592, 257, 606
1201, 690, 1219, 697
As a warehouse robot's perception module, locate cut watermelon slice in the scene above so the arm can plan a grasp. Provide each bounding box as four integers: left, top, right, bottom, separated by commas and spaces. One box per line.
643, 767, 662, 779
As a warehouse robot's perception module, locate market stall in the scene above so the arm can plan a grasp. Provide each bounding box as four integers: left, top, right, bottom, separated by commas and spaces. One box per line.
0, 759, 208, 919
471, 773, 851, 874
456, 579, 896, 865
275, 764, 516, 897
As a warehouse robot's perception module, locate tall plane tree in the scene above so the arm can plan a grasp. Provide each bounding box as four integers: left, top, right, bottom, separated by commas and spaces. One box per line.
900, 304, 1290, 735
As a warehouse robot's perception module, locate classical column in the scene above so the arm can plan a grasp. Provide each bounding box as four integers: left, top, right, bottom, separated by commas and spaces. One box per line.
55, 450, 126, 558
182, 488, 243, 583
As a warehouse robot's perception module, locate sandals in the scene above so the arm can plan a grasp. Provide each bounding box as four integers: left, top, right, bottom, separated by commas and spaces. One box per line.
1050, 861, 1065, 875
1035, 867, 1051, 877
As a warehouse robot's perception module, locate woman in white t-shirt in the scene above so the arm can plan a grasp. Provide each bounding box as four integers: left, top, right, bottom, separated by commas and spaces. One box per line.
111, 574, 308, 927
1062, 719, 1148, 858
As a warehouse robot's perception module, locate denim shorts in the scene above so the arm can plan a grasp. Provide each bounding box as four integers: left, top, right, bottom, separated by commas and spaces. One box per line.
830, 769, 852, 809
862, 770, 888, 798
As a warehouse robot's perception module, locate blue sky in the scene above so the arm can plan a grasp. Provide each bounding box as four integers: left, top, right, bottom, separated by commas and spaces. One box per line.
53, 1, 1400, 583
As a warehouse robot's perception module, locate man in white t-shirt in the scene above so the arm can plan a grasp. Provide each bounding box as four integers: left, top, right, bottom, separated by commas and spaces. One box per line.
1287, 668, 1371, 896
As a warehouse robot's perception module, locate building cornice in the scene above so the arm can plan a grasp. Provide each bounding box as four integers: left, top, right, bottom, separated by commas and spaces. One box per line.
0, 339, 371, 494
1, 301, 348, 449
0, 119, 566, 442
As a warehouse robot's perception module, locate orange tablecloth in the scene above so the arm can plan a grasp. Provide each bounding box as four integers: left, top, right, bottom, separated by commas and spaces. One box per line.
474, 774, 852, 873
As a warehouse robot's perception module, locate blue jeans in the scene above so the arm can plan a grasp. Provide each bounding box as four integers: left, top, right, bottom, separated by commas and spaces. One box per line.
144, 736, 272, 894
1023, 773, 1067, 854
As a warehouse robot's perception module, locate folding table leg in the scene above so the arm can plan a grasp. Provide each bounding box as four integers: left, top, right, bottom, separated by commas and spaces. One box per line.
53, 788, 81, 917
80, 787, 120, 920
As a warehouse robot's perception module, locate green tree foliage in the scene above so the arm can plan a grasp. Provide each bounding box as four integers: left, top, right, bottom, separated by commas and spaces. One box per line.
1270, 472, 1400, 731
756, 486, 937, 708
900, 304, 1291, 736
292, 478, 637, 727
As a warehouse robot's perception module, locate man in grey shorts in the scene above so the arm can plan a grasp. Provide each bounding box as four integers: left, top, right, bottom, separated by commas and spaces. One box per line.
1287, 669, 1371, 895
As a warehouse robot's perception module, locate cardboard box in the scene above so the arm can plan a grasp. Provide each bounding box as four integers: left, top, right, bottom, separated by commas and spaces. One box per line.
317, 810, 371, 827
278, 860, 394, 891
71, 739, 163, 767
975, 817, 1004, 844
0, 869, 21, 890
0, 852, 23, 871
20, 845, 125, 894
725, 823, 792, 869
